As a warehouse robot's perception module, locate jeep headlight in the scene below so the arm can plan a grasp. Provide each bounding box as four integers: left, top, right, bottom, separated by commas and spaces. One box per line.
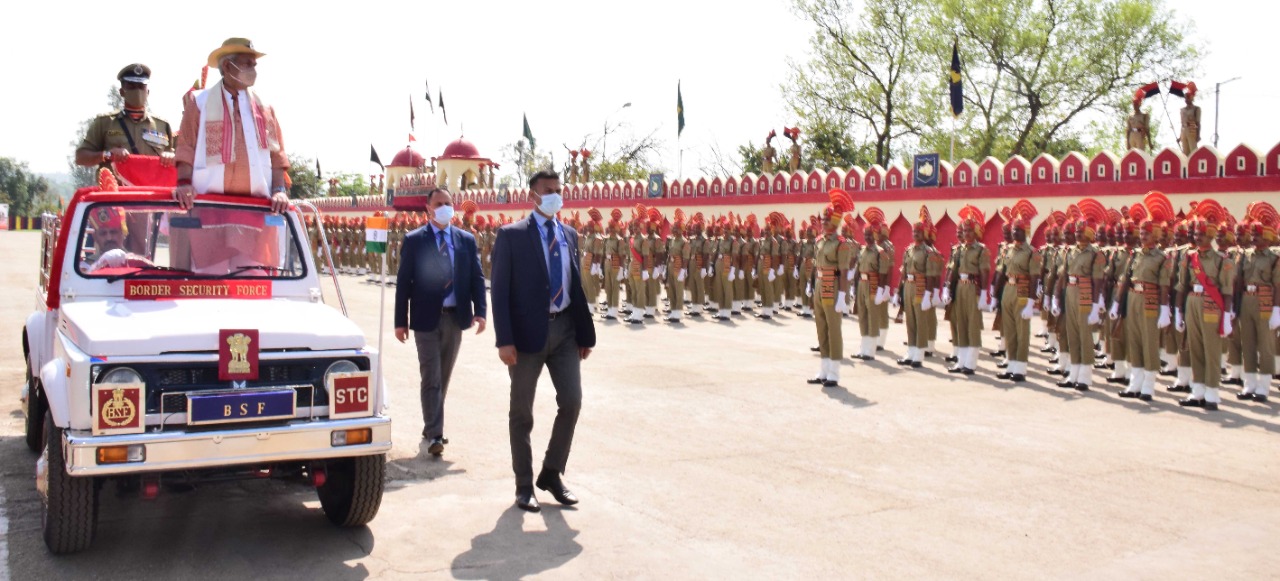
99, 367, 143, 385
324, 360, 360, 385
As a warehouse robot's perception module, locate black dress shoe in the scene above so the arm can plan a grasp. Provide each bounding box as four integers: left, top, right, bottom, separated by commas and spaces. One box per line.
996, 372, 1014, 380
1040, 346, 1057, 353
1167, 384, 1191, 393
948, 366, 966, 374
963, 368, 975, 375
1253, 395, 1269, 403
990, 350, 1006, 358
945, 355, 959, 363
801, 313, 813, 318
897, 358, 912, 366
1094, 362, 1115, 370
850, 354, 874, 361
1159, 369, 1176, 377
756, 314, 772, 320
516, 488, 541, 512
876, 346, 885, 352
689, 312, 702, 317
1048, 368, 1067, 377
1137, 394, 1152, 402
1011, 374, 1026, 382
603, 315, 617, 320
822, 379, 839, 388
1048, 357, 1060, 364
536, 472, 579, 505
1056, 380, 1076, 388
1235, 391, 1252, 400
427, 438, 444, 456
996, 362, 1009, 369
810, 346, 821, 352
1105, 377, 1127, 384
1222, 377, 1244, 386
807, 377, 825, 385
643, 314, 654, 319
1073, 383, 1088, 391
924, 351, 934, 358
910, 361, 923, 369
1203, 401, 1219, 411
1178, 398, 1204, 408
629, 319, 644, 325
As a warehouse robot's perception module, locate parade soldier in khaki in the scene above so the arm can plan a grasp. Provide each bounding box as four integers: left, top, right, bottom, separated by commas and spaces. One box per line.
1127, 97, 1151, 151
730, 221, 747, 315
995, 205, 1041, 382
1117, 194, 1176, 401
799, 225, 817, 318
714, 221, 736, 320
851, 217, 888, 360
757, 214, 782, 319
1175, 204, 1236, 411
1177, 82, 1201, 156
645, 210, 663, 317
806, 190, 855, 388
1163, 222, 1194, 389
1053, 204, 1108, 391
1221, 225, 1249, 386
665, 214, 692, 322
783, 226, 800, 311
686, 216, 709, 317
1233, 204, 1280, 402
950, 206, 991, 375
626, 218, 649, 324
1100, 222, 1138, 383
580, 210, 606, 316
895, 210, 939, 369
1047, 222, 1077, 377
876, 223, 895, 349
602, 211, 626, 320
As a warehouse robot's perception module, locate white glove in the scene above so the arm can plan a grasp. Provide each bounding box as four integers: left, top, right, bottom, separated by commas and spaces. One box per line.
1020, 301, 1034, 320
793, 267, 800, 280
678, 269, 686, 282
700, 267, 707, 278
1222, 312, 1234, 338
847, 269, 855, 282
728, 269, 737, 282
980, 290, 990, 311
1175, 308, 1185, 332
805, 282, 812, 297
642, 270, 650, 281
616, 269, 625, 281
942, 287, 951, 305
835, 291, 848, 314
874, 287, 887, 305
751, 269, 757, 279
768, 270, 777, 282
1157, 305, 1171, 329
658, 265, 667, 277
776, 265, 783, 276
1271, 306, 1280, 330
922, 292, 933, 310
1051, 296, 1061, 317
933, 289, 942, 306
1035, 283, 1044, 299
91, 248, 129, 269
890, 292, 901, 309
1109, 302, 1120, 320
1088, 303, 1102, 325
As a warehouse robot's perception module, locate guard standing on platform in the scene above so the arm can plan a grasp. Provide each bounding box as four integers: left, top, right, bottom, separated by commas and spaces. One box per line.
806, 190, 855, 388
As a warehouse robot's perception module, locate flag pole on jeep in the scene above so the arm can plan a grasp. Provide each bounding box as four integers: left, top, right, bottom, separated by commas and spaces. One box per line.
365, 214, 389, 403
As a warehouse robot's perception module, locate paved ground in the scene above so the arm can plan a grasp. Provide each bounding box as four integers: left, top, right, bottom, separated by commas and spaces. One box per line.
0, 229, 1277, 580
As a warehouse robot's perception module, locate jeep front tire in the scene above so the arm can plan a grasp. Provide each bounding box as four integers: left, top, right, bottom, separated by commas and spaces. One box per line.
41, 410, 97, 554
316, 454, 385, 527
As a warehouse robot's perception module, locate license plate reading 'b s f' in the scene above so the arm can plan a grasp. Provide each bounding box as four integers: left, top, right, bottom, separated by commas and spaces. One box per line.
187, 389, 296, 425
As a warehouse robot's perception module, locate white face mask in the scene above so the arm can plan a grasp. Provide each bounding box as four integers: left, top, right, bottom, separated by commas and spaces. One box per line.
432, 204, 455, 225
537, 193, 563, 215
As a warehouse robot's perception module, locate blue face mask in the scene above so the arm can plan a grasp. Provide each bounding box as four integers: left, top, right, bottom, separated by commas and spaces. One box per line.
537, 193, 563, 215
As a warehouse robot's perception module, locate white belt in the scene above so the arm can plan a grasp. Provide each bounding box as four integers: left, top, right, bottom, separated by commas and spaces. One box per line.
1246, 284, 1258, 292
1132, 283, 1146, 292
1192, 284, 1204, 293
1068, 276, 1079, 283
959, 273, 970, 280
906, 274, 917, 281
861, 273, 873, 280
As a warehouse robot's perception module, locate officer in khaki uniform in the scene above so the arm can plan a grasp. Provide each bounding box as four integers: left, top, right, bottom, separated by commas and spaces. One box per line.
995, 211, 1042, 382
1176, 209, 1235, 411
714, 222, 735, 320
757, 215, 780, 319
686, 217, 709, 317
798, 225, 817, 318
1221, 225, 1248, 386
602, 214, 625, 320
626, 220, 648, 324
580, 213, 605, 315
807, 190, 855, 388
896, 215, 937, 369
665, 216, 691, 322
1233, 210, 1279, 402
950, 207, 991, 375
852, 220, 887, 360
1117, 202, 1175, 401
1053, 209, 1108, 391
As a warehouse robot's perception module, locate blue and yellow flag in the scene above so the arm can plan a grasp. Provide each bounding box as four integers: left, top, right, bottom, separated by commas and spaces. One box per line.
949, 40, 964, 117
677, 82, 686, 137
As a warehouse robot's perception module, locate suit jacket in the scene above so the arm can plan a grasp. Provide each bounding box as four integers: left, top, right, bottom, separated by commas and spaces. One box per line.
491, 214, 597, 353
395, 224, 486, 332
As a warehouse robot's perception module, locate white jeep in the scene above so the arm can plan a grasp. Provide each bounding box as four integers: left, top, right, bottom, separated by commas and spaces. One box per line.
22, 186, 391, 554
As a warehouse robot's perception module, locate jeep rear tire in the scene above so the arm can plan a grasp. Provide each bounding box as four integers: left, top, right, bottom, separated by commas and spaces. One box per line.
316, 454, 385, 527
41, 410, 97, 554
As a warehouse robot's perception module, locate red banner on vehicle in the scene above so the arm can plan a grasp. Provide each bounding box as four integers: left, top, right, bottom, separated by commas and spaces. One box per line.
124, 280, 272, 300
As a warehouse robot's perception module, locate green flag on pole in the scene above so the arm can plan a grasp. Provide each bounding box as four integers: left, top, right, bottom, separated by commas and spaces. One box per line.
523, 113, 536, 149
677, 81, 686, 137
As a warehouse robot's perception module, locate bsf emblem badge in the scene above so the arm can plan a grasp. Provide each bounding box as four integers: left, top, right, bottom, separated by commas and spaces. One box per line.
219, 329, 260, 381
93, 383, 144, 435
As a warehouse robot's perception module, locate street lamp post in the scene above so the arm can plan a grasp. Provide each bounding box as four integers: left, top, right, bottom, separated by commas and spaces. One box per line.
602, 102, 632, 160
1213, 76, 1241, 149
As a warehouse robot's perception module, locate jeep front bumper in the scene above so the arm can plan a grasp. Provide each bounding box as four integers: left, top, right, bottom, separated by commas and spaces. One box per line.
63, 416, 392, 476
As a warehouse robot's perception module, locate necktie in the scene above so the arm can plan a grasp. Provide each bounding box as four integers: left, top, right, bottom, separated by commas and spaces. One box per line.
545, 221, 564, 309
437, 230, 452, 292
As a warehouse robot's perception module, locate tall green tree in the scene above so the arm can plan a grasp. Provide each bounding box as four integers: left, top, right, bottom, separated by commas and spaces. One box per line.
0, 157, 60, 217
286, 154, 323, 198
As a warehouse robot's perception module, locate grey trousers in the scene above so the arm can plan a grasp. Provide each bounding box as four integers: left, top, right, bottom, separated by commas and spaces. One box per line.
509, 314, 583, 488
415, 314, 462, 440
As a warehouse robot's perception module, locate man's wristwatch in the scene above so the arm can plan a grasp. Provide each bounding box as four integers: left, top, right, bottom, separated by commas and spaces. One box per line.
271, 186, 288, 196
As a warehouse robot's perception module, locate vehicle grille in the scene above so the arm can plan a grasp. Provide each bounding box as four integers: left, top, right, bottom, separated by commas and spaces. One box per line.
95, 357, 370, 415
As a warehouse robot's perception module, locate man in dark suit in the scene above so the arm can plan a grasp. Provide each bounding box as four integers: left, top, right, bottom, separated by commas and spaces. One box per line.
395, 188, 487, 457
491, 170, 597, 513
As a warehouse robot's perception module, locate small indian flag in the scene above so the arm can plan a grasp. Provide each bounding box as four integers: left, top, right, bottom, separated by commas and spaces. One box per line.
365, 216, 388, 253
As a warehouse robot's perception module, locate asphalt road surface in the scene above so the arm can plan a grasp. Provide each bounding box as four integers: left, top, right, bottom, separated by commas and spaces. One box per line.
0, 230, 1277, 579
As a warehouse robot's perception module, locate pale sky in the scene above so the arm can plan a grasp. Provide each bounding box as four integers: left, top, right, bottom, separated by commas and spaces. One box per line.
2, 0, 1276, 182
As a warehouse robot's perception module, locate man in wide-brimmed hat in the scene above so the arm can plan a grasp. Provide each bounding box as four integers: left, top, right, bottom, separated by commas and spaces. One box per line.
174, 38, 290, 212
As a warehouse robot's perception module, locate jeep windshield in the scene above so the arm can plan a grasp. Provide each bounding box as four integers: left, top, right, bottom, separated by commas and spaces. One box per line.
75, 200, 306, 280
